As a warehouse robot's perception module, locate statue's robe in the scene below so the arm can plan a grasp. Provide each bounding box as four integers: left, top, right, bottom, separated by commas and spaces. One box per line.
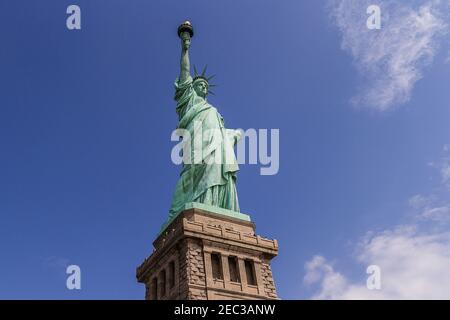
168, 76, 240, 220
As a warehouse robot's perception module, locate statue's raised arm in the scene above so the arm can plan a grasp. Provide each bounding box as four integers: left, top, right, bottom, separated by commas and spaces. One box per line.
178, 21, 194, 82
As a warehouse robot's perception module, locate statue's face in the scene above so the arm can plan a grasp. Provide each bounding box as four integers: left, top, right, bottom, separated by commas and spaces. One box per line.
193, 80, 208, 98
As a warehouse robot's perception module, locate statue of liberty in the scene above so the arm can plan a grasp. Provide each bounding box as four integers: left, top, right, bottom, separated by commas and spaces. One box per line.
167, 21, 242, 221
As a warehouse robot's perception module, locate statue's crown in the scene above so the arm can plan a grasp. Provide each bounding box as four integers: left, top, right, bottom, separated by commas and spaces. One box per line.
193, 65, 216, 94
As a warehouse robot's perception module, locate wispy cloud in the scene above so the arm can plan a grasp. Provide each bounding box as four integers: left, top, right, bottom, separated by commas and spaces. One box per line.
420, 206, 450, 222
441, 162, 450, 183
411, 146, 450, 224
408, 193, 435, 209
328, 0, 448, 111
304, 144, 450, 299
304, 228, 450, 299
409, 193, 450, 224
428, 146, 450, 185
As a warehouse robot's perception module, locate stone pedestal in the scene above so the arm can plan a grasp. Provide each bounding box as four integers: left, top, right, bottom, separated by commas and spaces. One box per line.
136, 203, 279, 300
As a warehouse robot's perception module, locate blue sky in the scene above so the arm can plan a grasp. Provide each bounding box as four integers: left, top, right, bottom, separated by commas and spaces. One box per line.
1, 0, 450, 299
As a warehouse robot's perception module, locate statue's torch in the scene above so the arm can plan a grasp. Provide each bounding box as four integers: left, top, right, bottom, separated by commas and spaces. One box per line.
178, 20, 194, 48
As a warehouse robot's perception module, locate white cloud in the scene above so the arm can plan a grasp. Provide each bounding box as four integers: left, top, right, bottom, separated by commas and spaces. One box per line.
420, 206, 450, 222
304, 255, 349, 299
304, 227, 450, 299
329, 0, 447, 111
304, 144, 450, 299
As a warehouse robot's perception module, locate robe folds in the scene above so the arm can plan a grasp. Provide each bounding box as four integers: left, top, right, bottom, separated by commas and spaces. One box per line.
168, 76, 240, 220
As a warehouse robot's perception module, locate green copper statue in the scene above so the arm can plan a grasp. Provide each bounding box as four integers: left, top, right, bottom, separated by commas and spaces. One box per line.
167, 21, 242, 221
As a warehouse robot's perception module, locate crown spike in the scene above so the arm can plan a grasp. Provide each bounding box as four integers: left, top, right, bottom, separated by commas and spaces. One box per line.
207, 74, 216, 82
193, 65, 199, 76
201, 64, 208, 77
